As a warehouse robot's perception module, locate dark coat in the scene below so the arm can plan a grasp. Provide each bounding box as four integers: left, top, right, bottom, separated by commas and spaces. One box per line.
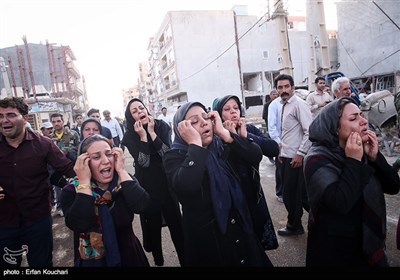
60, 179, 151, 267
164, 101, 273, 266
304, 97, 400, 267
122, 98, 184, 265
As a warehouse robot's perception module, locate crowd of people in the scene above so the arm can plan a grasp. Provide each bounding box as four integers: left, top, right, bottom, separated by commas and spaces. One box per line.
1, 73, 399, 268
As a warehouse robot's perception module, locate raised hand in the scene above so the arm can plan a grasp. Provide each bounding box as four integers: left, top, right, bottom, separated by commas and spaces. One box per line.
134, 120, 147, 141
345, 131, 363, 161
363, 130, 378, 161
74, 153, 92, 185
177, 120, 202, 147
222, 120, 237, 134
147, 116, 155, 134
236, 117, 248, 138
208, 111, 232, 143
112, 147, 125, 173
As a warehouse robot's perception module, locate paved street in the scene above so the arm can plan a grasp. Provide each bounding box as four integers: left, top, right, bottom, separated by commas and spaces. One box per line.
51, 150, 400, 267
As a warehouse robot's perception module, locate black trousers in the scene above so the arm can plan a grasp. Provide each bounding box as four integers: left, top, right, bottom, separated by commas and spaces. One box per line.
281, 157, 309, 230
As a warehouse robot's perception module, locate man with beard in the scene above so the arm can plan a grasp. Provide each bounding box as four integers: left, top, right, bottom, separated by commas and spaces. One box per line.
275, 74, 312, 236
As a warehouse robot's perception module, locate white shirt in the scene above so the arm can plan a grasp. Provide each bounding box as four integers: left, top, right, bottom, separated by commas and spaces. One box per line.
157, 114, 172, 126
101, 118, 123, 140
267, 97, 282, 144
280, 95, 312, 158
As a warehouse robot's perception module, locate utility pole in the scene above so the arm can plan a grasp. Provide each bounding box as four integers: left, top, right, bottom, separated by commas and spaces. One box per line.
306, 0, 331, 91
273, 0, 293, 76
233, 10, 245, 109
0, 57, 12, 97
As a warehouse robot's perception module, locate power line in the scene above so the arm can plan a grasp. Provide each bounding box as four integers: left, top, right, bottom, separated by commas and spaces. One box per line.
181, 10, 269, 82
336, 35, 363, 75
372, 0, 400, 31
361, 48, 400, 76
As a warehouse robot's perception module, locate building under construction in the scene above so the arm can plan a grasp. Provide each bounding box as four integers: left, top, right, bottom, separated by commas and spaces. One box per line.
0, 36, 89, 130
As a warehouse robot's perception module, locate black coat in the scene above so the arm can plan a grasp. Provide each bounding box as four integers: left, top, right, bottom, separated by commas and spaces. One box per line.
163, 133, 273, 266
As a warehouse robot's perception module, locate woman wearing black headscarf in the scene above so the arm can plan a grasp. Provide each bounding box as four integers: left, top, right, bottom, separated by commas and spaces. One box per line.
163, 101, 273, 266
304, 97, 399, 267
122, 98, 184, 266
215, 95, 279, 251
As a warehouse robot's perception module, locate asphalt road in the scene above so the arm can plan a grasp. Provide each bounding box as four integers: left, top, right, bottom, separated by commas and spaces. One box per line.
50, 150, 400, 267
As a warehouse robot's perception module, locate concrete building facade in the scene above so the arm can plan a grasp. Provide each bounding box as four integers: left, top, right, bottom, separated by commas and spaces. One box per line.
0, 39, 88, 130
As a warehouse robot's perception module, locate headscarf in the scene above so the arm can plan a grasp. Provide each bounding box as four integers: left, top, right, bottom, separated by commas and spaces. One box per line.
305, 97, 388, 266
122, 98, 171, 160
172, 102, 253, 235
214, 95, 243, 118
80, 118, 102, 140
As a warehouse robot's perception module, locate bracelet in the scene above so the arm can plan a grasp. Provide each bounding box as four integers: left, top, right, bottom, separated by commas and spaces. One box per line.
76, 184, 91, 191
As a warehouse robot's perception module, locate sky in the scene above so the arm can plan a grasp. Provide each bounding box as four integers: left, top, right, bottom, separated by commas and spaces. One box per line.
0, 0, 338, 117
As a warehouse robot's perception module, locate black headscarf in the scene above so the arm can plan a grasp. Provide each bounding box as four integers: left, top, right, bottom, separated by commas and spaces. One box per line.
214, 95, 243, 119
122, 98, 171, 160
79, 118, 102, 141
305, 97, 389, 266
172, 102, 253, 235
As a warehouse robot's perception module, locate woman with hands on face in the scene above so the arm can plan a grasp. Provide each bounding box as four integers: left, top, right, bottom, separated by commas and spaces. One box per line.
215, 95, 279, 251
121, 98, 184, 266
60, 134, 151, 267
304, 97, 400, 267
163, 102, 274, 266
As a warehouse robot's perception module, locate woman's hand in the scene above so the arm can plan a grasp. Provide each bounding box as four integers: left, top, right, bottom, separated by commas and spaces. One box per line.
222, 120, 237, 134
134, 120, 147, 141
363, 130, 378, 162
208, 111, 232, 143
74, 153, 92, 185
177, 120, 202, 147
147, 116, 155, 134
113, 147, 131, 183
236, 117, 248, 138
345, 132, 363, 161
113, 147, 125, 173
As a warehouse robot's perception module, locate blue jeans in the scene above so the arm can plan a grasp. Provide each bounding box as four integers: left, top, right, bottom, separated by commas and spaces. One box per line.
0, 216, 53, 267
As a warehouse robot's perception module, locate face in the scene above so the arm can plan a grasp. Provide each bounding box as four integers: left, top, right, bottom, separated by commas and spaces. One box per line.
82, 122, 101, 139
185, 106, 213, 147
324, 86, 331, 94
337, 103, 369, 148
221, 98, 240, 124
316, 80, 326, 92
270, 92, 278, 100
51, 116, 64, 131
89, 113, 101, 121
42, 127, 53, 137
75, 116, 83, 125
276, 79, 294, 103
0, 107, 27, 139
335, 82, 351, 98
103, 112, 111, 121
86, 140, 115, 186
129, 101, 149, 125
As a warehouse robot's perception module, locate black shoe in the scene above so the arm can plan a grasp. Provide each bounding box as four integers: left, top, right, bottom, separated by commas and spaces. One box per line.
154, 257, 164, 267
277, 226, 304, 236
153, 251, 164, 267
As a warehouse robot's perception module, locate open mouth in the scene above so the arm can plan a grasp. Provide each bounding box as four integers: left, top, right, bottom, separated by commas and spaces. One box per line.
100, 167, 113, 178
202, 129, 212, 138
1, 125, 13, 132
